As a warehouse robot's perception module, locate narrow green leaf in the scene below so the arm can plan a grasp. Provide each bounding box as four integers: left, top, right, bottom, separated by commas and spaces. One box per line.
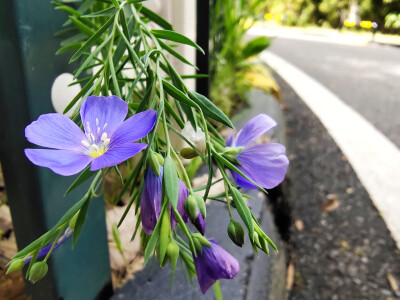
72, 198, 90, 248
189, 91, 233, 128
163, 156, 179, 209
241, 36, 270, 60
152, 29, 204, 54
74, 34, 112, 78
162, 80, 197, 108
112, 224, 124, 255
82, 6, 116, 17
164, 100, 185, 129
56, 42, 83, 55
70, 16, 114, 63
64, 167, 95, 196
60, 33, 87, 47
230, 186, 254, 236
158, 40, 194, 67
110, 0, 120, 9
144, 203, 166, 263
140, 6, 173, 30
63, 65, 103, 114
55, 5, 81, 17
69, 16, 95, 36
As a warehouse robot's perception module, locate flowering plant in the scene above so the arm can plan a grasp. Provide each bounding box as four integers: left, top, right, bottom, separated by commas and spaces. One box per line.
6, 0, 288, 296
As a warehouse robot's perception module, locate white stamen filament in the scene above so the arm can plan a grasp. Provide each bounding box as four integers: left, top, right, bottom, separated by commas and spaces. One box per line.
82, 117, 110, 158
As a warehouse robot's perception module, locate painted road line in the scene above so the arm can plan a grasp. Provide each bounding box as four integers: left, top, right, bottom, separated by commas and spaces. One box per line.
262, 51, 400, 248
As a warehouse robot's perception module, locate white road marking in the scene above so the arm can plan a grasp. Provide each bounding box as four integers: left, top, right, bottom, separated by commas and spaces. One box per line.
262, 51, 400, 248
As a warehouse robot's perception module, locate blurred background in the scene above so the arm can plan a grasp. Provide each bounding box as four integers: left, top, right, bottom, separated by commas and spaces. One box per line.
1, 0, 400, 299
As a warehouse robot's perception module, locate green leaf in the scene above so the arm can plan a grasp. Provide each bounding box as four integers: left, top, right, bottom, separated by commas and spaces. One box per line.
60, 33, 87, 47
112, 224, 124, 255
163, 156, 179, 209
151, 29, 204, 54
162, 80, 197, 108
230, 186, 254, 236
140, 6, 173, 30
70, 16, 114, 63
188, 91, 233, 128
74, 34, 112, 79
55, 5, 81, 17
64, 167, 95, 196
63, 65, 103, 114
144, 202, 166, 263
158, 40, 194, 67
82, 6, 116, 17
72, 198, 90, 248
69, 16, 95, 36
241, 36, 270, 60
110, 0, 120, 9
164, 100, 185, 129
56, 42, 83, 55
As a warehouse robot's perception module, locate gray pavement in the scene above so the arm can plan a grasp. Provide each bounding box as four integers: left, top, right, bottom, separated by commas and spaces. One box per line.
269, 37, 400, 148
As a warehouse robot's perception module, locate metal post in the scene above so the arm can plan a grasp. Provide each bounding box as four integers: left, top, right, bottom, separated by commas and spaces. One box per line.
0, 1, 112, 299
196, 0, 210, 98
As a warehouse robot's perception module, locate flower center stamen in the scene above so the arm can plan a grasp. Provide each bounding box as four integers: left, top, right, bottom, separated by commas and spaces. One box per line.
81, 120, 111, 158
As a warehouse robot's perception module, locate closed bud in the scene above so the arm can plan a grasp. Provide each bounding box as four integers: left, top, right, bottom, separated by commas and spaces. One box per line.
167, 241, 180, 272
69, 212, 79, 229
193, 236, 203, 254
28, 261, 48, 283
6, 259, 25, 274
222, 153, 241, 166
252, 232, 262, 248
227, 221, 245, 247
192, 233, 211, 247
193, 194, 206, 219
184, 195, 198, 222
154, 152, 165, 165
259, 237, 270, 255
148, 151, 160, 176
180, 147, 198, 159
223, 146, 244, 156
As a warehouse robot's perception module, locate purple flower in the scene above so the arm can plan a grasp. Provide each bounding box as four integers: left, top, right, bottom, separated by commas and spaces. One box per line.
141, 166, 189, 234
193, 212, 206, 235
24, 228, 73, 265
226, 114, 289, 189
25, 96, 156, 176
194, 239, 239, 294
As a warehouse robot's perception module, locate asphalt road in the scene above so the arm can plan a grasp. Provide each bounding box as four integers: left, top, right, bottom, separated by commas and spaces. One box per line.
269, 37, 400, 148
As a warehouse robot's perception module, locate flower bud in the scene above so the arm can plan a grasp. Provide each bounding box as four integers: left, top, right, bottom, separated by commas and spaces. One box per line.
148, 151, 161, 176
167, 241, 180, 272
193, 194, 206, 219
69, 212, 79, 229
192, 233, 211, 247
222, 154, 241, 166
6, 259, 25, 274
227, 221, 244, 247
193, 236, 203, 254
154, 152, 165, 165
181, 121, 206, 154
223, 146, 244, 156
180, 147, 198, 159
184, 195, 198, 222
252, 232, 262, 248
259, 236, 270, 255
28, 261, 48, 283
